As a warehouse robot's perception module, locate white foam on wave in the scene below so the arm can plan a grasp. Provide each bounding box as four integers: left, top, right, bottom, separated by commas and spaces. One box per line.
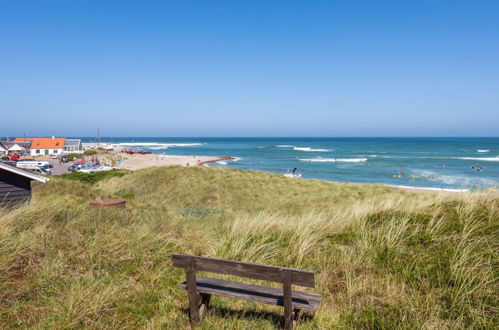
453, 156, 499, 162
293, 147, 329, 152
410, 155, 499, 162
230, 157, 242, 162
390, 185, 469, 193
275, 145, 331, 152
299, 158, 367, 163
216, 161, 228, 165
411, 170, 498, 187
477, 150, 490, 153
119, 142, 204, 148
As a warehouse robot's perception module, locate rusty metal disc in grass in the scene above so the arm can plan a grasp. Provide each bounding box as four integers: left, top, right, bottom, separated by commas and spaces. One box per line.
90, 198, 126, 208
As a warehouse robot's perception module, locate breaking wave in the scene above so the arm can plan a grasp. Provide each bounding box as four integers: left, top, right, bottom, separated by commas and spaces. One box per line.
453, 157, 499, 162
390, 185, 469, 192
299, 158, 367, 163
119, 142, 204, 149
293, 147, 329, 152
275, 145, 330, 152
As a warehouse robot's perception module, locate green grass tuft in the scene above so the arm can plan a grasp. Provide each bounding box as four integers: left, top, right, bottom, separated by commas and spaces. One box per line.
59, 169, 129, 185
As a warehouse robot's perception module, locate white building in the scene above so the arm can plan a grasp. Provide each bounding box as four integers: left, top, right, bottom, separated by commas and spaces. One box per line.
15, 137, 66, 156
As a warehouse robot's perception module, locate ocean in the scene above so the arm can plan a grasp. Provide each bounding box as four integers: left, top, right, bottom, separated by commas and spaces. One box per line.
80, 137, 499, 190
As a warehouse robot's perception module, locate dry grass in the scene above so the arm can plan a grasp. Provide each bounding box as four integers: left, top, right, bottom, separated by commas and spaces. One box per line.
0, 166, 497, 328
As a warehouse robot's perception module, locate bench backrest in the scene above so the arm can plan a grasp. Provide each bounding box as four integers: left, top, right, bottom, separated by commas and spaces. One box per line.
172, 254, 315, 288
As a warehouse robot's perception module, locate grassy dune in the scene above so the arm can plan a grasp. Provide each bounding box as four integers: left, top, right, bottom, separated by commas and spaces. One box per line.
0, 166, 497, 328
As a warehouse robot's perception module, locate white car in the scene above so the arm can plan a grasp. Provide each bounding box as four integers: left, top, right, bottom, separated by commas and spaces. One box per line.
16, 160, 52, 168
16, 165, 51, 175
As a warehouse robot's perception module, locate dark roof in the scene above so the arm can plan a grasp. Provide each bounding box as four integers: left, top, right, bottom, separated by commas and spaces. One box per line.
0, 141, 31, 148
0, 163, 50, 183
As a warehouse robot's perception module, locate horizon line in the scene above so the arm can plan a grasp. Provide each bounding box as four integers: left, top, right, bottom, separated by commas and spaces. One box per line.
2, 136, 498, 139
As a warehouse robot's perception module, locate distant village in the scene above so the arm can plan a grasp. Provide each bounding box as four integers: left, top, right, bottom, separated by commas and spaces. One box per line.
0, 136, 225, 207
0, 137, 83, 158
0, 137, 119, 206
0, 136, 119, 177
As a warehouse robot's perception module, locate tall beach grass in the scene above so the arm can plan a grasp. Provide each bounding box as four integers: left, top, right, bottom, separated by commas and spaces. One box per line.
0, 166, 497, 328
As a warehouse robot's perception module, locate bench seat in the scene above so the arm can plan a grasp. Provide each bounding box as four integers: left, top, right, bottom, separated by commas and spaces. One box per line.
179, 276, 322, 312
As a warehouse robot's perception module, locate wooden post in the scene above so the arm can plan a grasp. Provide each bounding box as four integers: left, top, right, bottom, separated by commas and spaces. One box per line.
186, 257, 200, 323
282, 269, 293, 330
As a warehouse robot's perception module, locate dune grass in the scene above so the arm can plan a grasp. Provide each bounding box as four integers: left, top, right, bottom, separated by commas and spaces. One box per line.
0, 166, 497, 328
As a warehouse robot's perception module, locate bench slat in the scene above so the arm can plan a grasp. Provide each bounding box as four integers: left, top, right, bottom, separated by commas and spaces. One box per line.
178, 276, 322, 311
172, 254, 315, 288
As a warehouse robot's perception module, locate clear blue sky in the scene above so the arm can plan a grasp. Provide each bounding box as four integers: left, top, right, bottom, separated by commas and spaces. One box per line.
1, 0, 498, 137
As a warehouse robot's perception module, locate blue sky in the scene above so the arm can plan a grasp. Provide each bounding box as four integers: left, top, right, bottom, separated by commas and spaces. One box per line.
1, 0, 498, 137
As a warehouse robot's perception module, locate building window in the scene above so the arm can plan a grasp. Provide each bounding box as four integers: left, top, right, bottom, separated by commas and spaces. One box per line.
36, 149, 40, 154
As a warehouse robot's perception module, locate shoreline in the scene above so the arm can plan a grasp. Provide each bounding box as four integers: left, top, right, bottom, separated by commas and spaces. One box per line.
388, 184, 469, 193
85, 145, 492, 193
111, 153, 235, 171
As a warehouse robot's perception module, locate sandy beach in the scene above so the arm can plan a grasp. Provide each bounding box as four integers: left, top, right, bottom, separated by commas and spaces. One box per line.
113, 153, 232, 171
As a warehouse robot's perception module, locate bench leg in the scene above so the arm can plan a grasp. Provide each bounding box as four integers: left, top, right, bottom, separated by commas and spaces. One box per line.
282, 271, 293, 330
187, 290, 200, 323
185, 261, 200, 323
199, 293, 211, 320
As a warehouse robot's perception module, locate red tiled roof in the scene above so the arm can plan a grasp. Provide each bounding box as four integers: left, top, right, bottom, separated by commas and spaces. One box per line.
14, 137, 66, 149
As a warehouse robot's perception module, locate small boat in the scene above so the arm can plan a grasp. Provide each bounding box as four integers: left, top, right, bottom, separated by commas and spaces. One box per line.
283, 168, 302, 178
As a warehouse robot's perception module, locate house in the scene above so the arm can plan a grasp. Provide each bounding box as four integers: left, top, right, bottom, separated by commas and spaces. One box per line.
15, 137, 66, 157
0, 141, 30, 155
64, 139, 83, 153
0, 143, 7, 156
0, 162, 49, 207
8, 143, 25, 153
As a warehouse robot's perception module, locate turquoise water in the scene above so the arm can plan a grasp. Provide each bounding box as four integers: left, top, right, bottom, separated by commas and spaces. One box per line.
82, 137, 499, 190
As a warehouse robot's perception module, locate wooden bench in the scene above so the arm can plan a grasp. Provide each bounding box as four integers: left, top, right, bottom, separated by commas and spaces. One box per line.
172, 254, 322, 329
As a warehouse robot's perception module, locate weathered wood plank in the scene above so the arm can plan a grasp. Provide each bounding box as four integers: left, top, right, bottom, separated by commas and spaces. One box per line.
172, 254, 315, 288
0, 195, 30, 206
0, 171, 32, 208
0, 186, 30, 193
178, 276, 321, 311
0, 190, 31, 197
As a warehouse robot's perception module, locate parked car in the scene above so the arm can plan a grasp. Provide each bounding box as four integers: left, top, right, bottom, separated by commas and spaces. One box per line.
16, 162, 52, 173
20, 165, 52, 175
16, 159, 52, 168
0, 160, 17, 167
68, 163, 80, 172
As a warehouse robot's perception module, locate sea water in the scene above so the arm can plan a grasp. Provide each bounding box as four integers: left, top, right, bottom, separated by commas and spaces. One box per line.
80, 137, 499, 190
